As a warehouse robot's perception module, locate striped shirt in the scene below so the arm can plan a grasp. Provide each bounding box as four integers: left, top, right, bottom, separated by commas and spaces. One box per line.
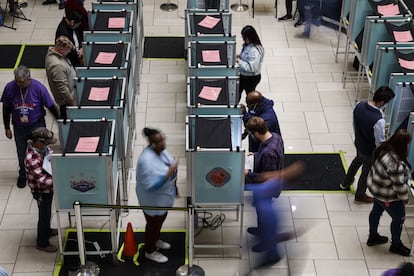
367, 150, 410, 204
24, 144, 53, 193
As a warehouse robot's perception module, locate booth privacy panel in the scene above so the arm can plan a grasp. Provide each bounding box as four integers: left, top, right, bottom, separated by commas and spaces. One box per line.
387, 82, 414, 134
190, 151, 244, 204
186, 0, 229, 10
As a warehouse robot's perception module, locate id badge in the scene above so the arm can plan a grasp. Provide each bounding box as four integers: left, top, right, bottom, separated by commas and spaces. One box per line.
20, 115, 29, 123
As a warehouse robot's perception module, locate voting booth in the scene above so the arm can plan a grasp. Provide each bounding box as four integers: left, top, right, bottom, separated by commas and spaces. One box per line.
52, 119, 118, 211
186, 0, 229, 11
186, 12, 232, 38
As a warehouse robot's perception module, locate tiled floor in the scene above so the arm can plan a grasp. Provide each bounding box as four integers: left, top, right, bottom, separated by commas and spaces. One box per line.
0, 0, 414, 275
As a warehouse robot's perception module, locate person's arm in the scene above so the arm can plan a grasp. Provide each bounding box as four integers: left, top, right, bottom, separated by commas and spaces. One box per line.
238, 46, 263, 74
48, 63, 74, 105
2, 105, 12, 139
373, 118, 386, 145
47, 104, 60, 120
390, 161, 410, 204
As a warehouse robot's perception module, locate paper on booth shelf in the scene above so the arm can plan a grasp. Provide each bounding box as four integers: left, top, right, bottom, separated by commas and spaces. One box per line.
89, 87, 110, 101
393, 30, 413, 42
95, 52, 116, 65
75, 137, 100, 152
245, 153, 254, 171
108, 17, 125, 28
43, 150, 53, 175
198, 16, 221, 29
199, 86, 222, 101
377, 4, 399, 16
398, 58, 414, 70
202, 50, 220, 62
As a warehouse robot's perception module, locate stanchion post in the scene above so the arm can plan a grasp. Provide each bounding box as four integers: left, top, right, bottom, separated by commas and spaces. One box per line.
160, 0, 178, 12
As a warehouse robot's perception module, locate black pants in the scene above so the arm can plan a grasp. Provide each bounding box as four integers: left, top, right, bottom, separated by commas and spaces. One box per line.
33, 192, 54, 247
238, 74, 261, 103
143, 212, 167, 253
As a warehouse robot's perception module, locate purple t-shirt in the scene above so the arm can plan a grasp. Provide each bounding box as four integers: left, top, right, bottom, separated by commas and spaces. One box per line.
1, 79, 55, 127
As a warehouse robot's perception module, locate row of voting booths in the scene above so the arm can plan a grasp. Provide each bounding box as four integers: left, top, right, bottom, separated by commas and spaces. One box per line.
185, 0, 245, 256
51, 0, 144, 260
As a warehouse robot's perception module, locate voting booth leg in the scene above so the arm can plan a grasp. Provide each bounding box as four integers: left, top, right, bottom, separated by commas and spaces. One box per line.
160, 0, 178, 11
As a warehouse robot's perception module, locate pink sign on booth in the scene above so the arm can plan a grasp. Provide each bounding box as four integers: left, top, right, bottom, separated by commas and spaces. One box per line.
202, 50, 221, 62
108, 17, 125, 28
398, 58, 414, 70
95, 52, 116, 64
88, 87, 110, 101
75, 137, 100, 152
198, 16, 221, 29
393, 30, 413, 42
377, 4, 399, 16
199, 86, 222, 101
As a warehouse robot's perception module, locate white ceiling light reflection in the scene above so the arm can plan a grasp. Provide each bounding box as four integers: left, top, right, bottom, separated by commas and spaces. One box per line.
291, 205, 297, 212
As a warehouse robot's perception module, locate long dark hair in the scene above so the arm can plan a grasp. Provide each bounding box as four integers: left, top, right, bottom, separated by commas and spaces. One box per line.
142, 127, 160, 145
241, 25, 263, 54
373, 129, 411, 167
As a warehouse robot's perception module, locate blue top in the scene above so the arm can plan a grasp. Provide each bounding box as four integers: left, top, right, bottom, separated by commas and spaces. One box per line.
353, 101, 383, 156
238, 43, 264, 76
136, 147, 176, 216
1, 79, 55, 127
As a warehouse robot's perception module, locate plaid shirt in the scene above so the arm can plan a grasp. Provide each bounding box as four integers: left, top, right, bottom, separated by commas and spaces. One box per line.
367, 150, 410, 204
24, 143, 53, 193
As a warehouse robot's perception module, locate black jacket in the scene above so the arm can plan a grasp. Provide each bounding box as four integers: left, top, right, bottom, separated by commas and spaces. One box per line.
55, 17, 83, 67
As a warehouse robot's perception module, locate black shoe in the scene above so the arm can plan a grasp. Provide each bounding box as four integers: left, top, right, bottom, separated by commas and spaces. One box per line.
247, 227, 260, 236
17, 176, 26, 188
367, 234, 388, 246
278, 14, 293, 21
42, 0, 56, 5
49, 229, 59, 237
252, 242, 272, 252
389, 243, 410, 256
294, 19, 305, 27
58, 2, 65, 9
254, 254, 281, 269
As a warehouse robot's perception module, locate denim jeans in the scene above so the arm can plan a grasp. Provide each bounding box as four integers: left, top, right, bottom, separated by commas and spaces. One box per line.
245, 178, 284, 254
369, 199, 405, 245
13, 118, 46, 178
33, 192, 54, 247
303, 0, 321, 36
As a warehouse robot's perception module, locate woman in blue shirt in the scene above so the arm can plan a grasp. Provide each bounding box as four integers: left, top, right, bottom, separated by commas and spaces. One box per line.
136, 127, 178, 263
236, 25, 264, 103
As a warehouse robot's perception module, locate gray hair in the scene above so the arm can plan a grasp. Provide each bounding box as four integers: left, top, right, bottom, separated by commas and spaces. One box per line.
14, 65, 31, 81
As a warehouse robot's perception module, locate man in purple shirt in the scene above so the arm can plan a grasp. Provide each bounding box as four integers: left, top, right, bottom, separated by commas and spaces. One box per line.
1, 65, 59, 188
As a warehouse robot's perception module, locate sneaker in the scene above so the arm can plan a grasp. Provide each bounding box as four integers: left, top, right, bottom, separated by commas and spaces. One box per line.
49, 229, 59, 237
278, 14, 293, 21
42, 0, 56, 4
354, 195, 373, 204
294, 33, 310, 39
367, 234, 388, 246
17, 176, 26, 188
294, 19, 305, 27
389, 243, 411, 256
36, 244, 58, 253
252, 242, 272, 252
145, 251, 168, 263
156, 240, 171, 250
247, 227, 260, 236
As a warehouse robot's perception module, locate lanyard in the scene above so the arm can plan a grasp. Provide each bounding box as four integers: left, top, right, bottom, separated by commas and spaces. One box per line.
19, 87, 29, 105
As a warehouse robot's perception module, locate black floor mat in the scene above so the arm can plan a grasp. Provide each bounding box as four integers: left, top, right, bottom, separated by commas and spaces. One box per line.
0, 45, 21, 68
19, 45, 51, 68
283, 153, 348, 191
56, 230, 186, 276
143, 37, 184, 59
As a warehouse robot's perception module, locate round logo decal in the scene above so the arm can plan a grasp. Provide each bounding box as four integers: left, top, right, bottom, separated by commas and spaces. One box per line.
205, 167, 231, 187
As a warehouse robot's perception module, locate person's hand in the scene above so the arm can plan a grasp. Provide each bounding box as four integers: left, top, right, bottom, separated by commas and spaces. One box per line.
239, 103, 246, 114
77, 48, 84, 58
167, 161, 178, 178
236, 54, 240, 59
5, 129, 12, 139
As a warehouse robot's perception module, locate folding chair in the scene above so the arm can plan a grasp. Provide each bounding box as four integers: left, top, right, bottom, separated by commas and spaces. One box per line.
3, 0, 31, 30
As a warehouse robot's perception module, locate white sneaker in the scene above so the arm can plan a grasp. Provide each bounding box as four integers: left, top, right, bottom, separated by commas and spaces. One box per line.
145, 251, 168, 263
156, 240, 171, 250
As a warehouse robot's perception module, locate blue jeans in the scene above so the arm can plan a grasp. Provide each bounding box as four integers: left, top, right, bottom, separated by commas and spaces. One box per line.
303, 0, 321, 36
33, 192, 54, 247
13, 118, 46, 178
369, 199, 405, 245
245, 178, 284, 253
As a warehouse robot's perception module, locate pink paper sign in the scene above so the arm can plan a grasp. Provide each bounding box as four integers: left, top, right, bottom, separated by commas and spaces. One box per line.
89, 87, 110, 101
108, 17, 125, 28
393, 30, 413, 42
95, 52, 116, 65
75, 137, 100, 152
398, 58, 414, 70
377, 4, 399, 16
199, 86, 222, 101
198, 16, 221, 29
202, 50, 221, 62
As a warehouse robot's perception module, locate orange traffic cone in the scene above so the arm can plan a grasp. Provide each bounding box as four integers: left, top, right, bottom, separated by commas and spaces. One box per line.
124, 222, 137, 257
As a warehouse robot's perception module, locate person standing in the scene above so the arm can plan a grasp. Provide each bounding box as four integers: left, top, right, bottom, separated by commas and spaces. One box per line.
366, 129, 411, 256
278, 0, 293, 21
64, 0, 89, 31
340, 86, 395, 204
240, 90, 281, 152
135, 127, 178, 263
55, 10, 84, 67
236, 25, 264, 103
45, 36, 77, 120
25, 127, 59, 252
1, 66, 59, 188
